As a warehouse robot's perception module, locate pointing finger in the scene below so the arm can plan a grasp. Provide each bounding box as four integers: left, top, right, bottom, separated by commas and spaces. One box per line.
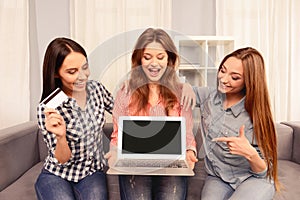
212, 137, 232, 142
239, 125, 245, 138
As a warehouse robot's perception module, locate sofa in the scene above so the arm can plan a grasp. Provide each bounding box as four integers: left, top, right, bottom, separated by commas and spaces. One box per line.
0, 120, 299, 200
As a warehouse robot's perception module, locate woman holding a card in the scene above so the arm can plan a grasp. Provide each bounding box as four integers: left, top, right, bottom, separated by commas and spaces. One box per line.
35, 37, 114, 200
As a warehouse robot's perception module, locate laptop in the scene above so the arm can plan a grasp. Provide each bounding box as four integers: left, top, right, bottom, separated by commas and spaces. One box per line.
107, 116, 194, 176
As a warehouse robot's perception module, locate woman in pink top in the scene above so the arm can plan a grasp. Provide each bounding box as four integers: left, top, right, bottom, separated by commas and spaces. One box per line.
106, 28, 197, 200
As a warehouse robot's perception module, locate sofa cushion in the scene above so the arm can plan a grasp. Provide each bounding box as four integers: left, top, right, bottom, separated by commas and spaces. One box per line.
37, 129, 47, 161
276, 123, 293, 160
0, 162, 43, 200
107, 175, 121, 200
103, 123, 113, 153
281, 121, 300, 164
0, 162, 121, 200
274, 160, 300, 200
186, 160, 207, 199
0, 121, 40, 192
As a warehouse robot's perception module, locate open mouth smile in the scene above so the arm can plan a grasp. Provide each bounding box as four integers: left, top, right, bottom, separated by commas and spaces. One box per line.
148, 68, 161, 76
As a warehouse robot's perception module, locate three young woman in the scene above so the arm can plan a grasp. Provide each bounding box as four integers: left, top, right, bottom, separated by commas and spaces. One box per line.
36, 30, 279, 200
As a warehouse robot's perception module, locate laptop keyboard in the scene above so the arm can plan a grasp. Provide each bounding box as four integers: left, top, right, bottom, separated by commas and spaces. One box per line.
115, 159, 188, 168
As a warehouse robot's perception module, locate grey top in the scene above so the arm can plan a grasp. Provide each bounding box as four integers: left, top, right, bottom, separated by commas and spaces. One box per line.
193, 86, 267, 189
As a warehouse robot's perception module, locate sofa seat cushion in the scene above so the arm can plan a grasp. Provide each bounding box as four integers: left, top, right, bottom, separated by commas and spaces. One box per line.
186, 160, 207, 199
274, 160, 300, 200
0, 161, 122, 200
0, 162, 43, 200
0, 121, 40, 191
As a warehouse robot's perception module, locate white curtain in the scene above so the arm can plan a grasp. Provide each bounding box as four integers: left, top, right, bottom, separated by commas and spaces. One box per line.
0, 0, 29, 129
216, 0, 300, 122
70, 0, 172, 95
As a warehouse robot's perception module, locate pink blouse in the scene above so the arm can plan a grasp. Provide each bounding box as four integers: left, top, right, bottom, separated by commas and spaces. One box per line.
110, 87, 196, 153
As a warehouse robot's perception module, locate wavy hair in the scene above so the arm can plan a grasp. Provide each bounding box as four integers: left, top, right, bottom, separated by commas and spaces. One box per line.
218, 47, 280, 191
129, 28, 181, 115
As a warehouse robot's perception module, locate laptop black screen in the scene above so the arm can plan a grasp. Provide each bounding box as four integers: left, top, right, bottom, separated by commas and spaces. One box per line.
122, 119, 182, 154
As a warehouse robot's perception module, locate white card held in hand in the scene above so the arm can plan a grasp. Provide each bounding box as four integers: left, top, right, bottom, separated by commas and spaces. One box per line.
41, 88, 68, 109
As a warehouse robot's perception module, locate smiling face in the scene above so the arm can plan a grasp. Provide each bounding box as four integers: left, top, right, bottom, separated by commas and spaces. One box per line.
141, 42, 168, 83
57, 51, 90, 96
217, 56, 245, 96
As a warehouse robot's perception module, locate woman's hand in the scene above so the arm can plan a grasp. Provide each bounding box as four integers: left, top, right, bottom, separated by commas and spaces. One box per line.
212, 125, 267, 173
181, 83, 196, 111
186, 150, 198, 169
44, 108, 71, 163
104, 146, 117, 167
212, 125, 257, 159
44, 108, 66, 139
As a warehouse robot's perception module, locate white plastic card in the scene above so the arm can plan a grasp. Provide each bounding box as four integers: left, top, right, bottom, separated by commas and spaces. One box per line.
41, 88, 68, 109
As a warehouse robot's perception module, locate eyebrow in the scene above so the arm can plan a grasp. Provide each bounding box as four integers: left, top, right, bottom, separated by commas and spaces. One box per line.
81, 61, 88, 67
143, 52, 166, 56
222, 64, 242, 76
65, 61, 88, 71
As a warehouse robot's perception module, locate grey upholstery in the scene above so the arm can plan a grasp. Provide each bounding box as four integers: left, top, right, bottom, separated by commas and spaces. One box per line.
0, 121, 300, 200
0, 121, 40, 192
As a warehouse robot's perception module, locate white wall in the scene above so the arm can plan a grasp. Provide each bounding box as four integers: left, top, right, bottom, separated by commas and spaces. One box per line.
29, 0, 216, 120
172, 0, 215, 35
29, 0, 70, 120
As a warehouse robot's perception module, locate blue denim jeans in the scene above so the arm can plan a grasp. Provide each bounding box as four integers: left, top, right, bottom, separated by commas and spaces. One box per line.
35, 169, 107, 200
119, 175, 187, 200
201, 175, 275, 200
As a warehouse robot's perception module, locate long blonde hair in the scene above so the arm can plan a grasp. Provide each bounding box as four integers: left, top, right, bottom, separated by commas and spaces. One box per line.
129, 28, 181, 115
218, 47, 280, 191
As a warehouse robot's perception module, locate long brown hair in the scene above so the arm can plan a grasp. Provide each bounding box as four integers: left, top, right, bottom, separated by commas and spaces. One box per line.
40, 37, 87, 102
129, 28, 181, 115
218, 47, 280, 191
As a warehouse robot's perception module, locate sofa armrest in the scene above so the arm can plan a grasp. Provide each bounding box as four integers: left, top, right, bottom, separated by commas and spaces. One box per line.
0, 121, 40, 191
281, 121, 300, 164
276, 123, 293, 160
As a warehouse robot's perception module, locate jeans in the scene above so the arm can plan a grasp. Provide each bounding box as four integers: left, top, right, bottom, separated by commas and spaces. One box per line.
201, 175, 275, 200
35, 169, 107, 200
119, 175, 187, 200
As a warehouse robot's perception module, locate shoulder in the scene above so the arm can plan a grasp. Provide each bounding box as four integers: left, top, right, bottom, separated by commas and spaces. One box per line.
88, 80, 103, 89
115, 84, 129, 99
88, 80, 111, 93
112, 84, 130, 114
193, 86, 215, 98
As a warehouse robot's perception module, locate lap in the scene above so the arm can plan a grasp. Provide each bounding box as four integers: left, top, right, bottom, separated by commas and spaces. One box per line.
35, 169, 75, 200
230, 176, 275, 200
201, 175, 275, 200
74, 171, 107, 200
119, 175, 152, 200
201, 175, 233, 200
35, 169, 107, 200
119, 175, 187, 200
